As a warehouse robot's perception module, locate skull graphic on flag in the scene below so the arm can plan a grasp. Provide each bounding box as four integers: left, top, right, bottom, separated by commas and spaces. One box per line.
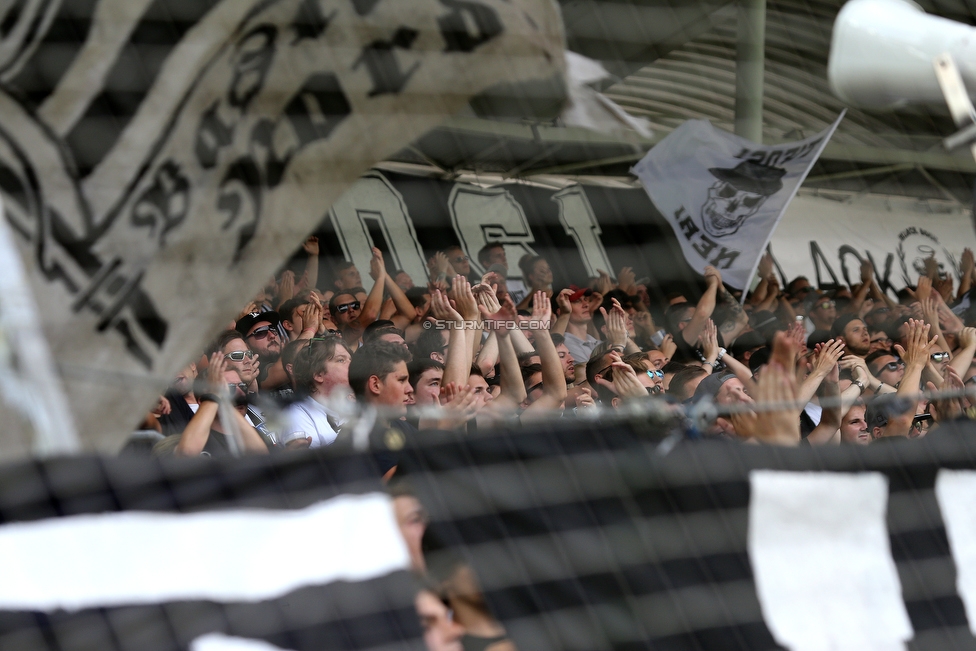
701, 160, 787, 237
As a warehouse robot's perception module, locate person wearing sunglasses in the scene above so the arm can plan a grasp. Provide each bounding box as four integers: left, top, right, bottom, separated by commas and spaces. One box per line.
174, 353, 269, 457
236, 311, 284, 388
865, 351, 906, 389
443, 245, 473, 281
327, 248, 395, 349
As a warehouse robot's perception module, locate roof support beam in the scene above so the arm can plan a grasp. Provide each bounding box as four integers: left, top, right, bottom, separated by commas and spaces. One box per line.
734, 0, 766, 142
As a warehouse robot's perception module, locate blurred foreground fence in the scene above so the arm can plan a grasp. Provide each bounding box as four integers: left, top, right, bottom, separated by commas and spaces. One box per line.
4, 420, 976, 649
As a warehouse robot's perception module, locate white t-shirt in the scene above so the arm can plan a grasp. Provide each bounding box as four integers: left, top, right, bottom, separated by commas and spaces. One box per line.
283, 397, 345, 447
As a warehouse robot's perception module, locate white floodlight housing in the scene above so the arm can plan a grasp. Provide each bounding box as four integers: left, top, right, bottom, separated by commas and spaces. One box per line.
828, 0, 976, 110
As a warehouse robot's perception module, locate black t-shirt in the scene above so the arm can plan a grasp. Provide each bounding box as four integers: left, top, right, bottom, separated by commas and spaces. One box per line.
202, 429, 232, 457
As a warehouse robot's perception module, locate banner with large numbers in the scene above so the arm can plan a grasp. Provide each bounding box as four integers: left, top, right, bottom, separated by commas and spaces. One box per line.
316, 170, 976, 302
0, 0, 567, 454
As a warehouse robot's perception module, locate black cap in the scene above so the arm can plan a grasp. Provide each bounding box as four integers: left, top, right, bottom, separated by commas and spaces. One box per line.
236, 311, 281, 336
708, 160, 786, 196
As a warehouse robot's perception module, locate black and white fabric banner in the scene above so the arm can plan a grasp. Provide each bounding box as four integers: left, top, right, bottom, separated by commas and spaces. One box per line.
0, 451, 422, 651
7, 423, 976, 650
631, 114, 844, 290
400, 420, 976, 651
0, 0, 567, 454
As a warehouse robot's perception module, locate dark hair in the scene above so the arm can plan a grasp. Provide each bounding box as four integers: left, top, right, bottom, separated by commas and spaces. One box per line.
329, 291, 359, 316
278, 297, 306, 324
550, 332, 565, 347
830, 313, 862, 339
786, 276, 810, 295
206, 330, 246, 357
410, 329, 447, 361
348, 341, 412, 399
520, 363, 543, 386
517, 351, 540, 367
477, 242, 504, 268
334, 260, 356, 272
518, 254, 546, 283
281, 339, 311, 372
661, 360, 687, 375
408, 359, 444, 389
469, 365, 484, 379
363, 320, 403, 344
585, 342, 615, 388
405, 287, 430, 308
664, 302, 694, 335
668, 366, 709, 402
865, 349, 898, 375
293, 337, 352, 395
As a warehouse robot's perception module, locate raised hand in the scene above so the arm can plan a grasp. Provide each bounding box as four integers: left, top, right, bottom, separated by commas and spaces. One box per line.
302, 235, 319, 256
529, 290, 552, 329
617, 267, 637, 294
556, 288, 573, 315
913, 275, 933, 303
599, 298, 629, 347
703, 265, 722, 287
368, 247, 386, 281
594, 353, 646, 399
699, 318, 719, 362
894, 318, 937, 368
452, 275, 479, 320
658, 334, 677, 361
812, 338, 845, 378
593, 269, 614, 294
206, 352, 230, 395
479, 294, 516, 336
758, 252, 773, 280
429, 288, 462, 323
860, 259, 874, 285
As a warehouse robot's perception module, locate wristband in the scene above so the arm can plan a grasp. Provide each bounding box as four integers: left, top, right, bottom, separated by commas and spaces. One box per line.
197, 393, 220, 404
716, 347, 726, 362
852, 379, 865, 394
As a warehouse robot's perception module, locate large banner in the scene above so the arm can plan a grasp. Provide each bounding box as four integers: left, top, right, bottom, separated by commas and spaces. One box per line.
630, 115, 844, 289
317, 170, 976, 303
0, 0, 567, 454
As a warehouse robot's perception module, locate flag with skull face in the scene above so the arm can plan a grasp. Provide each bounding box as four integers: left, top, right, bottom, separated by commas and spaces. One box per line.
632, 113, 843, 290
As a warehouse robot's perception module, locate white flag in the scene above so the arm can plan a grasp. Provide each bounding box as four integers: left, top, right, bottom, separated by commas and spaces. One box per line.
632, 114, 844, 289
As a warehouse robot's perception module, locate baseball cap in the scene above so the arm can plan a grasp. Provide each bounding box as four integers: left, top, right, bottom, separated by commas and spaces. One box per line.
236, 311, 281, 336
567, 285, 594, 302
691, 373, 736, 404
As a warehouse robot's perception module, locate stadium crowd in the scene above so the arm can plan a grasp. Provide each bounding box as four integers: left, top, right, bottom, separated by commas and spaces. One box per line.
133, 236, 976, 461
123, 236, 976, 650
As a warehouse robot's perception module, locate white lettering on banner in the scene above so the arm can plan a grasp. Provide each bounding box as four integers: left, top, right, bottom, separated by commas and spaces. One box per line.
552, 186, 613, 277
327, 173, 428, 290
449, 184, 537, 276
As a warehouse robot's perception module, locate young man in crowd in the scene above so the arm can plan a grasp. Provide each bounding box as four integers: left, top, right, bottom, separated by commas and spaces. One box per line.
281, 337, 354, 449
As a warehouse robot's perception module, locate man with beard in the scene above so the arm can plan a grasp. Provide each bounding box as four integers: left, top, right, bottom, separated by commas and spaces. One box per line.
832, 314, 871, 358
237, 311, 286, 389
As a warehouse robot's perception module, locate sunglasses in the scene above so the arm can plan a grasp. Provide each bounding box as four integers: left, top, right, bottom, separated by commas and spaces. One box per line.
227, 382, 249, 394
526, 382, 544, 394
646, 369, 664, 379
870, 337, 892, 346
335, 301, 361, 314
452, 255, 469, 263
225, 350, 257, 362
911, 413, 933, 433
247, 325, 276, 340
816, 301, 836, 310
881, 360, 906, 373
931, 352, 950, 363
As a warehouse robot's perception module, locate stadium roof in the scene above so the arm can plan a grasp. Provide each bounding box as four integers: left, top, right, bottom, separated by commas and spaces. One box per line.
389, 0, 976, 204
